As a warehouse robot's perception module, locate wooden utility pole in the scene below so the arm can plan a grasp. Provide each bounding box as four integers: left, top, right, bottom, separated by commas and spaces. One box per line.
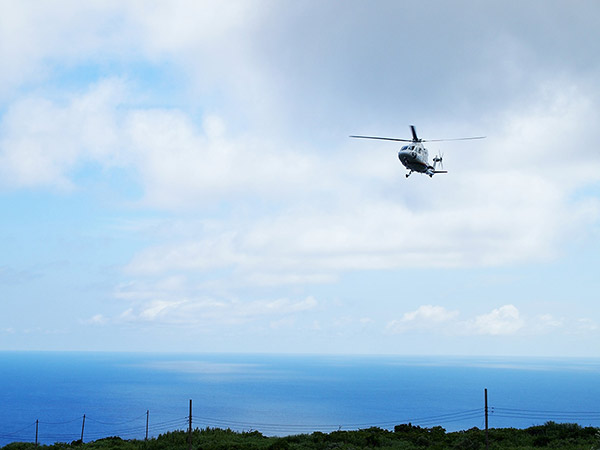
81, 414, 86, 443
188, 400, 192, 450
35, 420, 38, 447
485, 389, 489, 450
145, 410, 149, 442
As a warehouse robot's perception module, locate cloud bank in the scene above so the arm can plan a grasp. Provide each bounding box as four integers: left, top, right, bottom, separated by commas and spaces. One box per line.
1, 1, 600, 354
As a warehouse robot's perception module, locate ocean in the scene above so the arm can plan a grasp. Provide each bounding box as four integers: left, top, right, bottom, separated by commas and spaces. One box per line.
1, 352, 599, 445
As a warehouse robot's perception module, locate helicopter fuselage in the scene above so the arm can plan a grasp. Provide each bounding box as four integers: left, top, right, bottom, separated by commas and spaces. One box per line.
398, 143, 437, 177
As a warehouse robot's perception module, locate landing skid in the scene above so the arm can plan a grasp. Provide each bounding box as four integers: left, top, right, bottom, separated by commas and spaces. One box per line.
406, 170, 413, 178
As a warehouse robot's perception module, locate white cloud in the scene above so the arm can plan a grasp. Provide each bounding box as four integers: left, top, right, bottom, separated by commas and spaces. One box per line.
386, 305, 459, 334
126, 1, 259, 57
124, 109, 327, 208
123, 169, 594, 283
82, 314, 109, 325
109, 290, 318, 327
138, 299, 185, 321
536, 314, 564, 330
576, 318, 598, 333
470, 305, 524, 336
0, 78, 126, 189
0, 79, 327, 202
0, 2, 258, 90
386, 304, 549, 337
402, 305, 459, 323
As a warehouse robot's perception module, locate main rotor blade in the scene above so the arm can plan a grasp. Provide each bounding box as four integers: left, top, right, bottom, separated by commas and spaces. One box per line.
423, 136, 486, 142
410, 125, 419, 141
350, 135, 412, 142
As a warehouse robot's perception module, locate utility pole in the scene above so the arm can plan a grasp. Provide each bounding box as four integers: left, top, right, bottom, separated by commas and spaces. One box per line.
81, 414, 86, 443
485, 389, 489, 450
188, 400, 192, 450
35, 420, 38, 447
146, 410, 149, 442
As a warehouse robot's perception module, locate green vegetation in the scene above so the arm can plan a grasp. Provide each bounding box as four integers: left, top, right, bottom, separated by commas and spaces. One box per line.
2, 422, 599, 450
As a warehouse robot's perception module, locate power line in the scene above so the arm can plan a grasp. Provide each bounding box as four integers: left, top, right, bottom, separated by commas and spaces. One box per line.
491, 407, 600, 421
0, 422, 37, 439
191, 408, 484, 433
86, 412, 148, 426
494, 407, 600, 416
38, 417, 82, 425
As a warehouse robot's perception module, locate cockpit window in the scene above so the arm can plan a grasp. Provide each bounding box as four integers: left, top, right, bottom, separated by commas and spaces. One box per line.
401, 146, 408, 150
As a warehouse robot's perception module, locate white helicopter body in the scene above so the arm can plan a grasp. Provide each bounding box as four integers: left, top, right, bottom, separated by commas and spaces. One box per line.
397, 142, 442, 177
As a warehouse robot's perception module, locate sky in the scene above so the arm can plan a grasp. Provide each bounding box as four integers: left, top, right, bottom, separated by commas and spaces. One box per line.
1, 0, 599, 356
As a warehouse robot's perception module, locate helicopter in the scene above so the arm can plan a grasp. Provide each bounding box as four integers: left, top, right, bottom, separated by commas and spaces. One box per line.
351, 125, 485, 177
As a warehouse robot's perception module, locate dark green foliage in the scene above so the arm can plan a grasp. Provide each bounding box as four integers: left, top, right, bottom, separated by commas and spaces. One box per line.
2, 444, 38, 450
2, 422, 599, 450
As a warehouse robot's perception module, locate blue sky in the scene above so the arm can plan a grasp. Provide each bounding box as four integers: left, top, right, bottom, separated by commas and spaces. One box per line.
1, 0, 599, 355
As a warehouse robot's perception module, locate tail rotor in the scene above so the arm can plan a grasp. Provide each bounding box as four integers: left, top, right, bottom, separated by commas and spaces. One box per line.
433, 152, 444, 171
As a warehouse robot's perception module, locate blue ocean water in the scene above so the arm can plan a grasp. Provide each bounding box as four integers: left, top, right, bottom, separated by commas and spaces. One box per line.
1, 353, 599, 445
